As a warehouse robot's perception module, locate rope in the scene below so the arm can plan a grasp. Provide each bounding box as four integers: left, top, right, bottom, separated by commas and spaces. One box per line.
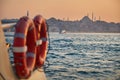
36, 21, 51, 72
0, 73, 6, 80
43, 22, 50, 71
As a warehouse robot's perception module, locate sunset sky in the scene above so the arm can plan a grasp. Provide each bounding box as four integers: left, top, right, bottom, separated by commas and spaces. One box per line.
0, 0, 120, 22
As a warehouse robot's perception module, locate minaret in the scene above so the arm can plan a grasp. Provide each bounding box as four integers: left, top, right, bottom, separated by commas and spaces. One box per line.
27, 11, 29, 17
94, 17, 96, 21
99, 16, 101, 21
92, 12, 94, 21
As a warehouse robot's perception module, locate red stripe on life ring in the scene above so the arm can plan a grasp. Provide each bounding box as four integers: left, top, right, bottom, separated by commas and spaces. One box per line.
34, 15, 48, 68
13, 16, 36, 79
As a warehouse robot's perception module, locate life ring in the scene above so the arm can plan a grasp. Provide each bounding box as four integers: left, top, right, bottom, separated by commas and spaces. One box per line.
34, 15, 48, 68
13, 16, 36, 79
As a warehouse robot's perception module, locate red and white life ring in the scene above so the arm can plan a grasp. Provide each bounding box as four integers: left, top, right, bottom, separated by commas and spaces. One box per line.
13, 16, 36, 79
34, 15, 48, 68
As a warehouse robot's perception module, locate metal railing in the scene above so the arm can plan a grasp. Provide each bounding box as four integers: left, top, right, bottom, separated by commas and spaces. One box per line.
1, 23, 16, 30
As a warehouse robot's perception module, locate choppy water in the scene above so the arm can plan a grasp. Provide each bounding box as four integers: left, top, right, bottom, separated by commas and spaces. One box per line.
5, 32, 120, 80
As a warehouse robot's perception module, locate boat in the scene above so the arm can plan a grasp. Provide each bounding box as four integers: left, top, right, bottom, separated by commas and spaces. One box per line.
0, 17, 47, 80
59, 29, 66, 34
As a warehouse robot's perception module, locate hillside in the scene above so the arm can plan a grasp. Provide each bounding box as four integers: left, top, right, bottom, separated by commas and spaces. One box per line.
47, 16, 120, 33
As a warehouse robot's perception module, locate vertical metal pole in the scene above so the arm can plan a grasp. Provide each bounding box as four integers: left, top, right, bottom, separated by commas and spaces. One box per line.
27, 10, 29, 17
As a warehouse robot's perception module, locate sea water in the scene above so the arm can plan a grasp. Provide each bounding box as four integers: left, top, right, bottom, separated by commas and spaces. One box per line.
5, 32, 120, 80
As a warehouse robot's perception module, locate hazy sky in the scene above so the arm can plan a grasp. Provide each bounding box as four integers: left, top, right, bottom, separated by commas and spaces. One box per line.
0, 0, 120, 22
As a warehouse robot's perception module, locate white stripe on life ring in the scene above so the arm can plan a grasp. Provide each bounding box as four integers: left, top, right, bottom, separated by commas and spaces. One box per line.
36, 38, 47, 46
36, 40, 42, 46
13, 46, 27, 53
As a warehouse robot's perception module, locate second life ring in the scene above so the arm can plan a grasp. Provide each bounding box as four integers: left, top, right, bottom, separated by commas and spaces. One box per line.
34, 15, 48, 68
13, 16, 36, 79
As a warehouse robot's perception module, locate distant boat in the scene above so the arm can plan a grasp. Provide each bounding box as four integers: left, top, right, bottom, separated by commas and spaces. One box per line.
59, 30, 66, 34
